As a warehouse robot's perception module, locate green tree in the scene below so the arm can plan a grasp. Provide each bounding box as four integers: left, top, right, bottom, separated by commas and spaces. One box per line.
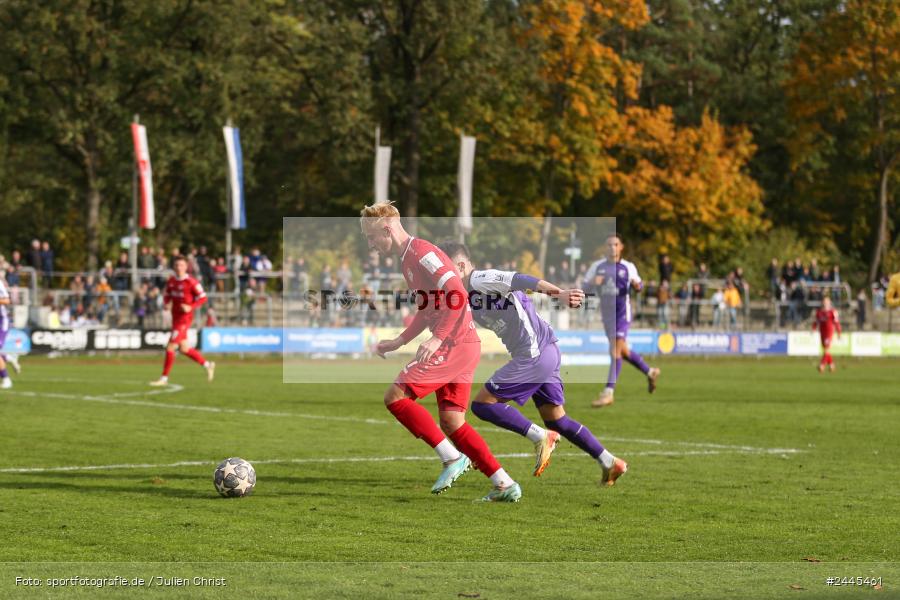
787, 0, 900, 281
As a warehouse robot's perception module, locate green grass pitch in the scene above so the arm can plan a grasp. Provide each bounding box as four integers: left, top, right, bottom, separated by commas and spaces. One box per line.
0, 355, 896, 598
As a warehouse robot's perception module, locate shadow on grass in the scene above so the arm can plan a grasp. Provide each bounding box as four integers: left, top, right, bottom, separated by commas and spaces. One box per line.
4, 471, 418, 501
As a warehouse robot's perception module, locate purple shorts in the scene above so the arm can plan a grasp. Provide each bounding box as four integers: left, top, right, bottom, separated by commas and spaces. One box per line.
484, 343, 565, 407
0, 326, 7, 350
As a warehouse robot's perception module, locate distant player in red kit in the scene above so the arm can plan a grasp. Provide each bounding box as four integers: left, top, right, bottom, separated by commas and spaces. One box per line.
361, 202, 521, 502
150, 256, 215, 386
813, 296, 841, 373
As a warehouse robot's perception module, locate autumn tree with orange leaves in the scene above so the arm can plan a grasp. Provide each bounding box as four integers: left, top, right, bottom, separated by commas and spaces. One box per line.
482, 0, 767, 272
611, 106, 766, 265
480, 0, 646, 270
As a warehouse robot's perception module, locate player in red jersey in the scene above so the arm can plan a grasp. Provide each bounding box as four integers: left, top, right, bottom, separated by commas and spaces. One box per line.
150, 256, 215, 386
360, 203, 521, 502
813, 296, 842, 373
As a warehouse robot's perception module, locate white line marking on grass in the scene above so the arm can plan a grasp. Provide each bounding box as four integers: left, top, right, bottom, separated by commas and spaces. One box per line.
476, 427, 803, 455
8, 380, 797, 451
5, 384, 389, 425
0, 448, 799, 474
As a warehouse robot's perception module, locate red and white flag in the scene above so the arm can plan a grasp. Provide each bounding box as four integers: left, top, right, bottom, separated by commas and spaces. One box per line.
130, 122, 155, 229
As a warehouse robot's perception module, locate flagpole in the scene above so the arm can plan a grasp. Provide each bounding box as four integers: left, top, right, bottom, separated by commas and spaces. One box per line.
130, 113, 140, 293
225, 117, 233, 276
374, 126, 380, 203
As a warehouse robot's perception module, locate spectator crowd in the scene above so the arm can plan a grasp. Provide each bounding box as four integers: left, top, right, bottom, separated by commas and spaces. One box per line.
2, 240, 896, 332
1, 241, 276, 328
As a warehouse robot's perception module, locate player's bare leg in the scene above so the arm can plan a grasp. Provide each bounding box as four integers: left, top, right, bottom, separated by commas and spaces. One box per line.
620, 339, 658, 394
0, 355, 11, 389
648, 367, 661, 393
593, 343, 620, 408
439, 409, 521, 502
382, 384, 471, 494
538, 403, 627, 487
5, 354, 20, 374
471, 388, 558, 477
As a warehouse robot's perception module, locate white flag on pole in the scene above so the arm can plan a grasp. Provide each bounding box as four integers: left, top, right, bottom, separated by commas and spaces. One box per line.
374, 145, 392, 204
458, 135, 476, 232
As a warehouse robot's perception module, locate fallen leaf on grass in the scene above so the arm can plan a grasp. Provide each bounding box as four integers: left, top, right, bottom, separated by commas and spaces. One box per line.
458, 594, 481, 598
788, 584, 805, 590
802, 557, 821, 562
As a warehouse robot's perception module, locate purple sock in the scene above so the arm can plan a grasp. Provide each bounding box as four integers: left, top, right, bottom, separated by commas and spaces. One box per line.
625, 351, 650, 375
0, 368, 7, 378
544, 416, 605, 459
606, 358, 622, 389
471, 401, 534, 437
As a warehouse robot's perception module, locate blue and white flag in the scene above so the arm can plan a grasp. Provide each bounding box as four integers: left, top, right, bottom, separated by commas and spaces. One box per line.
223, 125, 246, 229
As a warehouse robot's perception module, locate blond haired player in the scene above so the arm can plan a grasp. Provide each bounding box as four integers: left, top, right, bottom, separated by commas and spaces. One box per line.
887, 272, 900, 309
360, 203, 521, 502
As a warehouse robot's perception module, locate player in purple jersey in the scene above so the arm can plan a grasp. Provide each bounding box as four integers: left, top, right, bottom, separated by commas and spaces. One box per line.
439, 241, 628, 486
585, 234, 660, 408
0, 276, 22, 389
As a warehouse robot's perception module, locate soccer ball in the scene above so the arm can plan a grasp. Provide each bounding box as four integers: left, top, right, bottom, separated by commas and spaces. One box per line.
214, 457, 256, 498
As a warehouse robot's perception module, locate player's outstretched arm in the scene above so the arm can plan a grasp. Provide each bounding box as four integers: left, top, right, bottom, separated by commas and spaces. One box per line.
532, 279, 584, 308
398, 309, 428, 345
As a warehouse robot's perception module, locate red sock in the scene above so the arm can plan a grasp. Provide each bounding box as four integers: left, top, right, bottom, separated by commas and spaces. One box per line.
449, 422, 501, 478
185, 348, 206, 366
825, 352, 833, 365
386, 398, 445, 448
162, 350, 175, 376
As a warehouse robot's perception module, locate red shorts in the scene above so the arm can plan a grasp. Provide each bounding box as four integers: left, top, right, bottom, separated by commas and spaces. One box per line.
170, 318, 193, 344
820, 335, 833, 349
395, 341, 481, 412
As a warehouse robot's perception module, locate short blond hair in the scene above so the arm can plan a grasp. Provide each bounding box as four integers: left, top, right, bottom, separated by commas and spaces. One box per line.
359, 201, 400, 231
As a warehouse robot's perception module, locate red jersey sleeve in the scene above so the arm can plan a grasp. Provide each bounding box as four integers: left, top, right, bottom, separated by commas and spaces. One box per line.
399, 309, 428, 344
833, 310, 841, 334
432, 268, 469, 341
190, 277, 208, 308
412, 243, 468, 342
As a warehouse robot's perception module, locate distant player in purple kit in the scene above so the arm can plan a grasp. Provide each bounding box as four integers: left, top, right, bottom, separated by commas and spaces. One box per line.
0, 276, 22, 389
439, 241, 628, 486
585, 234, 660, 408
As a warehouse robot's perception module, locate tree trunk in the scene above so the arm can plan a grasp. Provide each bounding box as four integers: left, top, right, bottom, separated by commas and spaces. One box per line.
538, 168, 556, 276
85, 153, 102, 271
538, 213, 552, 277
401, 105, 419, 236
868, 152, 898, 283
